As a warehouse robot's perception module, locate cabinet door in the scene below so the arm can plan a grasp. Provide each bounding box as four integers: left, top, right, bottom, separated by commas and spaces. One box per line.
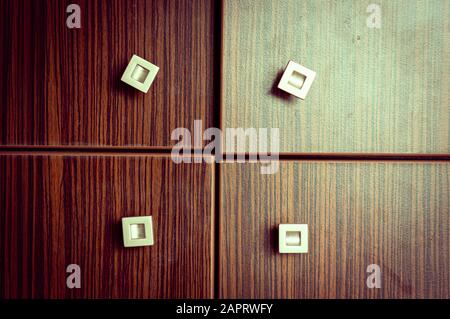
222, 0, 449, 154
0, 0, 216, 147
220, 162, 450, 298
0, 154, 214, 298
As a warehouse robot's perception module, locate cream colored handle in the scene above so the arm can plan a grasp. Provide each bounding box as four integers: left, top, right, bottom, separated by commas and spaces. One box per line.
122, 216, 154, 248
279, 224, 308, 254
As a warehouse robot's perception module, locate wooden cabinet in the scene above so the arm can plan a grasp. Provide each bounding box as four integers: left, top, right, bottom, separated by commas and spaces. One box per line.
221, 0, 449, 154
0, 0, 216, 147
0, 154, 214, 298
220, 162, 450, 298
1, 0, 449, 300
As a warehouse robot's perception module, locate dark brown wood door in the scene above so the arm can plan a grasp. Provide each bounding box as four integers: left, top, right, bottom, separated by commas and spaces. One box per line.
0, 0, 216, 147
0, 154, 214, 298
220, 161, 450, 298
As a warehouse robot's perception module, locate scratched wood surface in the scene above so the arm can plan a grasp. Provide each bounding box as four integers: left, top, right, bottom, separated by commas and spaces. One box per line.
220, 161, 450, 298
222, 0, 449, 154
0, 0, 216, 147
0, 154, 214, 298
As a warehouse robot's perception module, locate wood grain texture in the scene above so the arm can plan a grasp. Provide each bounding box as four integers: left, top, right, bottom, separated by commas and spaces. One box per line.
222, 0, 449, 154
220, 161, 450, 298
0, 154, 214, 298
0, 0, 216, 147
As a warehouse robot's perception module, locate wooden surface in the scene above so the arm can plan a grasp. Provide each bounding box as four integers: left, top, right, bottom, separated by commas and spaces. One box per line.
222, 0, 449, 154
220, 161, 450, 298
1, 0, 449, 300
0, 154, 214, 298
0, 0, 216, 147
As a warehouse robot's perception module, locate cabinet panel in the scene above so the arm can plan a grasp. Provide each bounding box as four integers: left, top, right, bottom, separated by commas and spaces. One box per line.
0, 154, 214, 298
222, 0, 449, 153
220, 162, 450, 298
0, 0, 216, 147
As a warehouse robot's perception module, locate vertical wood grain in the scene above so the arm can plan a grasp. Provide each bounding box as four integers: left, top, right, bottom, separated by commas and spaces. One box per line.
0, 154, 214, 298
220, 161, 450, 298
0, 0, 216, 147
222, 0, 449, 153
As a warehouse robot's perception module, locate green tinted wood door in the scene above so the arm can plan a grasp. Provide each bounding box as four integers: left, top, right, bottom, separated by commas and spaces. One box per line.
222, 0, 449, 154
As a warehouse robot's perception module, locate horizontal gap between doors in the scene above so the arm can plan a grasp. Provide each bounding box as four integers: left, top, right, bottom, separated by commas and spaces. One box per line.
0, 147, 449, 161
